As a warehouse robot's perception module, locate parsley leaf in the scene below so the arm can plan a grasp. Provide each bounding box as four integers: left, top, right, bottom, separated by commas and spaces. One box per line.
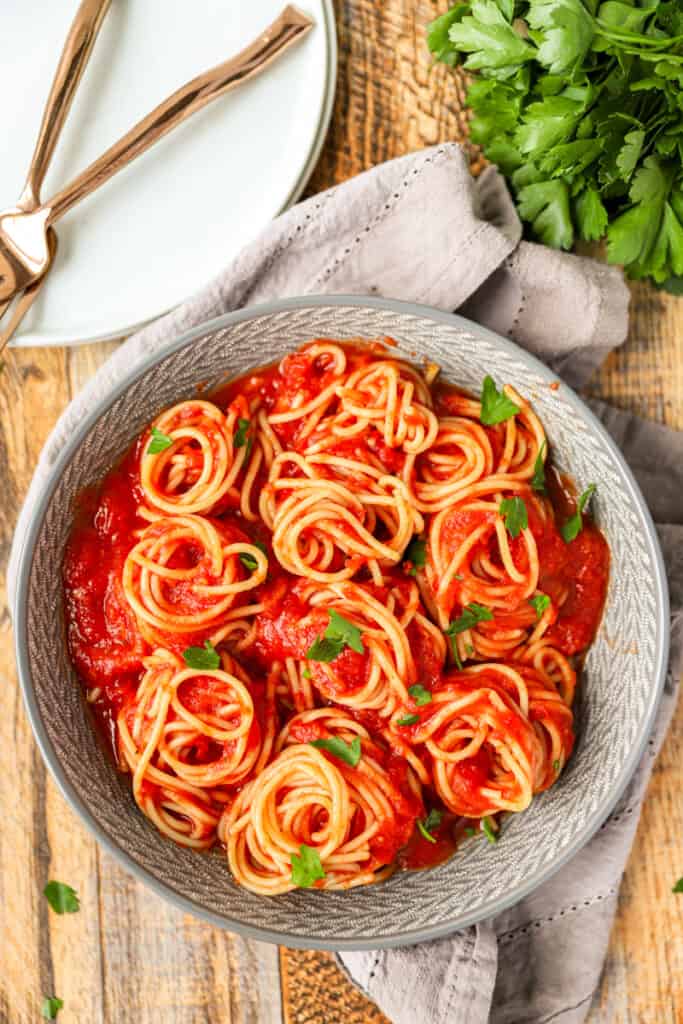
306, 610, 364, 662
240, 539, 268, 572
147, 426, 173, 454
672, 878, 683, 894
518, 180, 574, 250
183, 640, 220, 671
44, 881, 79, 915
482, 816, 498, 844
574, 187, 609, 243
42, 997, 64, 1021
449, 0, 536, 72
428, 1, 683, 286
290, 845, 325, 888
404, 537, 427, 575
480, 375, 520, 425
464, 826, 476, 837
427, 4, 467, 65
397, 713, 420, 727
417, 808, 444, 843
447, 603, 494, 636
408, 684, 433, 706
499, 496, 528, 538
553, 758, 561, 774
234, 417, 252, 453
310, 736, 362, 767
527, 0, 594, 75
561, 484, 597, 542
531, 440, 547, 493
530, 593, 551, 619
302, 668, 312, 679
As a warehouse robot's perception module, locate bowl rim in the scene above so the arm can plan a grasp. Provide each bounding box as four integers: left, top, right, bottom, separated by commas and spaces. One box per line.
13, 294, 670, 950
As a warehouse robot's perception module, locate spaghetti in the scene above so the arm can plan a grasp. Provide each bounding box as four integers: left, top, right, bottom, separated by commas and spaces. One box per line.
63, 339, 609, 895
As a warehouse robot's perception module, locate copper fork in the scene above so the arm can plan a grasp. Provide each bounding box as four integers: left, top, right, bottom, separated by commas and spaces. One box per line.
0, 5, 314, 353
0, 0, 112, 350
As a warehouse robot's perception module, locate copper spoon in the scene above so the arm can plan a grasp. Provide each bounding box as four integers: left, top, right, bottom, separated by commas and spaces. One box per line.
0, 5, 314, 350
0, 0, 112, 347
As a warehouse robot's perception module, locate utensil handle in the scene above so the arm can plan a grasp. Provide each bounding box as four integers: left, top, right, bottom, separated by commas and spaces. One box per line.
44, 5, 313, 226
19, 0, 112, 210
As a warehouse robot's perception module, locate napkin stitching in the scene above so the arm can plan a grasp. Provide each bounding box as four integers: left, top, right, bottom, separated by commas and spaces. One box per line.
316, 147, 450, 287
497, 889, 618, 945
413, 220, 500, 306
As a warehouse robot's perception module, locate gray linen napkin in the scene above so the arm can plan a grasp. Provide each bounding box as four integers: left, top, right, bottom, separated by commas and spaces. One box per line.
9, 143, 682, 1023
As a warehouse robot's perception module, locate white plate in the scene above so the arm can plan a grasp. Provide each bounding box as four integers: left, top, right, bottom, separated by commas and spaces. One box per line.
2, 1, 336, 346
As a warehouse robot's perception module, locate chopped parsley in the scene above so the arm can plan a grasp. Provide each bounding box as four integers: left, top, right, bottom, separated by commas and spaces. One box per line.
44, 881, 79, 915
310, 736, 362, 767
417, 808, 444, 843
239, 539, 268, 572
404, 537, 427, 576
531, 441, 547, 493
290, 844, 325, 888
147, 426, 173, 454
499, 496, 528, 538
41, 997, 64, 1021
397, 713, 420, 727
480, 375, 520, 426
482, 817, 498, 844
183, 640, 220, 671
306, 610, 364, 662
553, 759, 561, 774
408, 684, 432, 706
561, 484, 597, 543
529, 593, 551, 620
672, 878, 683, 894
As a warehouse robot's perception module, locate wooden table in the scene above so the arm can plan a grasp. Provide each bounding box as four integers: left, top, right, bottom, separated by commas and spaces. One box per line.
1, 2, 681, 1022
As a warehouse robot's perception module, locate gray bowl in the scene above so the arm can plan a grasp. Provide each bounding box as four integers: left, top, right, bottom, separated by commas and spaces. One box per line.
14, 296, 669, 950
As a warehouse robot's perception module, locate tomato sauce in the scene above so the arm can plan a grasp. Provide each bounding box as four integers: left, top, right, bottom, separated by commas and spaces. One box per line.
62, 340, 609, 879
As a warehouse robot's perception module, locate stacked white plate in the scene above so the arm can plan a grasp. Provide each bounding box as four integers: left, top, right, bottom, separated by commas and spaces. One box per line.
1, 1, 336, 345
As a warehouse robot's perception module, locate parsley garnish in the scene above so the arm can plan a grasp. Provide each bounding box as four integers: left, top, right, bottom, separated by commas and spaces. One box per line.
672, 878, 683, 894
397, 713, 420, 727
447, 603, 493, 636
427, 0, 683, 286
290, 844, 325, 888
408, 683, 432, 706
417, 809, 443, 844
147, 426, 173, 454
530, 593, 551, 620
44, 881, 79, 915
302, 668, 312, 679
310, 736, 362, 767
499, 496, 528, 538
531, 441, 547, 493
234, 417, 254, 458
183, 640, 220, 671
306, 610, 364, 662
42, 997, 64, 1021
404, 537, 427, 576
482, 817, 498, 844
553, 759, 561, 774
446, 604, 493, 662
464, 826, 476, 837
480, 376, 520, 426
561, 484, 596, 543
240, 539, 268, 572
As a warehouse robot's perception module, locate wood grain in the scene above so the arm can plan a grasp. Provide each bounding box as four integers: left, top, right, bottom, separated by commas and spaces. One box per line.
0, 2, 682, 1022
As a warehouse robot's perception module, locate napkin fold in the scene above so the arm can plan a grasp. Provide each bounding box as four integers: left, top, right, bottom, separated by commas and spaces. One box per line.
10, 143, 682, 1024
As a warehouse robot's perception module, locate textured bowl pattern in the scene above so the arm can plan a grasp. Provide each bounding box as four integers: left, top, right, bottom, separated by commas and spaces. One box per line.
18, 299, 667, 949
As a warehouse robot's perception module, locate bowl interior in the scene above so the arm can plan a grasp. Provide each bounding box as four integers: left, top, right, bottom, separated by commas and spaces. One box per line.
16, 298, 667, 949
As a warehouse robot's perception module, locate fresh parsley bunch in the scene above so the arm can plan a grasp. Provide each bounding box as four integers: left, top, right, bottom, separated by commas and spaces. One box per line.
428, 0, 683, 290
